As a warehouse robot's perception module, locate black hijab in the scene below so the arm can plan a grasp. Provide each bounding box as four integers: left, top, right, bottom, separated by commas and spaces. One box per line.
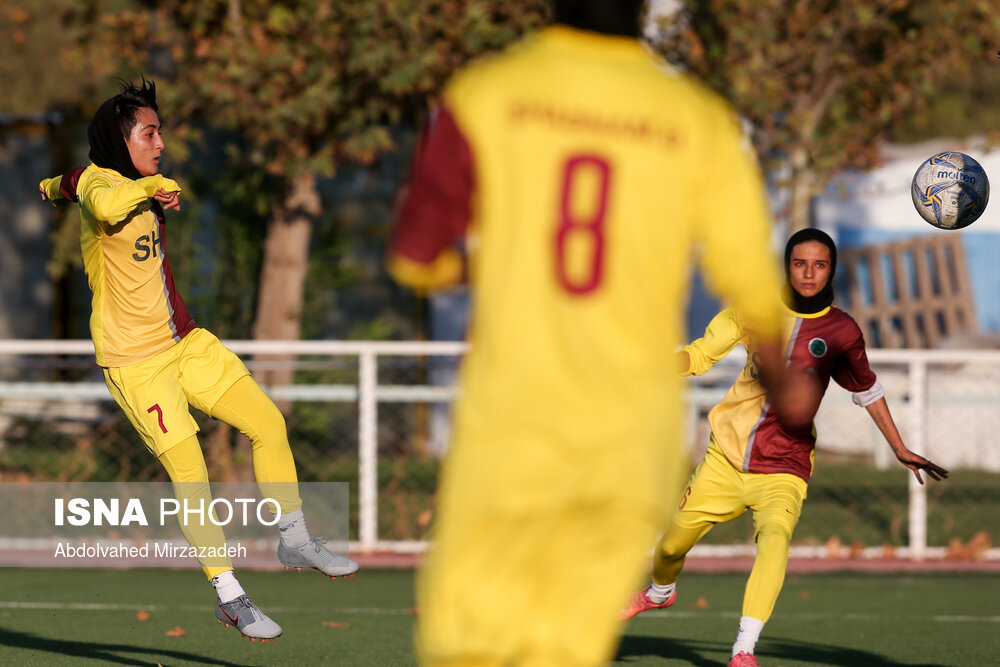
782, 228, 837, 314
87, 96, 143, 181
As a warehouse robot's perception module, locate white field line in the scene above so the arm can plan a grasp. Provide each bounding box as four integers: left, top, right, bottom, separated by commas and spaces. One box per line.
637, 610, 1000, 623
2, 601, 997, 623
0, 601, 414, 615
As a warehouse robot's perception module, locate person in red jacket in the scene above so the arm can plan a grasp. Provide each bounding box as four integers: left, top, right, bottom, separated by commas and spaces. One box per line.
384, 0, 822, 663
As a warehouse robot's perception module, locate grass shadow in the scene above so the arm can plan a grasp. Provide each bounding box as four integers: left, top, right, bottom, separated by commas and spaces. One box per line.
762, 637, 953, 667
615, 633, 953, 667
615, 635, 729, 666
0, 626, 246, 667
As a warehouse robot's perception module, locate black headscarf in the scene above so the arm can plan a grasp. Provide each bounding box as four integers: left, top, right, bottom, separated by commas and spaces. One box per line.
782, 228, 837, 314
87, 96, 143, 181
551, 0, 644, 37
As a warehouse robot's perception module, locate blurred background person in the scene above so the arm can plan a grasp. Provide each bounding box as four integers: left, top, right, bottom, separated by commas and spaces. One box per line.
387, 0, 799, 664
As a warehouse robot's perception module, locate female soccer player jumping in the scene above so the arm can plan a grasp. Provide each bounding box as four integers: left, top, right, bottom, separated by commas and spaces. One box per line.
40, 79, 358, 641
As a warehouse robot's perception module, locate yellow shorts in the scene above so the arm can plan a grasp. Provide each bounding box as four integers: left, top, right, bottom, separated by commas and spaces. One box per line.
103, 328, 250, 456
675, 439, 808, 541
416, 420, 681, 666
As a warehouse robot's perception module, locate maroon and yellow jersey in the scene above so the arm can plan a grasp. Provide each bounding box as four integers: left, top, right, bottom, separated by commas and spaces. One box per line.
685, 305, 883, 482
388, 25, 785, 497
40, 166, 195, 367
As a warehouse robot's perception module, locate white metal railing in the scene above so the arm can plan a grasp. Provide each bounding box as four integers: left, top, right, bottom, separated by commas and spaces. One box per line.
0, 339, 468, 553
2, 340, 999, 558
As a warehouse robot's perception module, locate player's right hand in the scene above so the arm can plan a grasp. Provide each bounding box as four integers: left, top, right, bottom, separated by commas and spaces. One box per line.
39, 185, 48, 202
154, 188, 181, 211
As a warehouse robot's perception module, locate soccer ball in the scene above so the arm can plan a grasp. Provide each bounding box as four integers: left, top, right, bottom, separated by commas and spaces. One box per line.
911, 152, 989, 230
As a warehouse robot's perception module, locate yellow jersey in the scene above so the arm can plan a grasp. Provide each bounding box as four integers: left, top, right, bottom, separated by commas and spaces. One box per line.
685, 305, 880, 481
41, 166, 194, 367
390, 25, 785, 503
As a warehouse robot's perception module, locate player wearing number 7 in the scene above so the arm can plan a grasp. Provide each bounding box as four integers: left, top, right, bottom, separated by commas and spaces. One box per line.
387, 1, 812, 664
621, 229, 949, 667
38, 78, 358, 641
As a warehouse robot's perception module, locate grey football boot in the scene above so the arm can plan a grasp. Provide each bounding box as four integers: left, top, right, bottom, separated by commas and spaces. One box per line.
215, 594, 282, 641
278, 537, 359, 579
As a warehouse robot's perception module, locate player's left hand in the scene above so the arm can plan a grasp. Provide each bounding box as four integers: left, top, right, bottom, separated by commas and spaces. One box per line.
896, 450, 948, 484
154, 188, 181, 211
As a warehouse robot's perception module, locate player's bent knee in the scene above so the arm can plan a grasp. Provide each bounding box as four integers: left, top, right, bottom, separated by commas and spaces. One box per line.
655, 535, 692, 566
755, 525, 793, 553
242, 400, 289, 448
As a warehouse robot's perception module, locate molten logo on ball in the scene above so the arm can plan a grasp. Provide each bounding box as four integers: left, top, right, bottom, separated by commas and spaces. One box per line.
911, 152, 989, 230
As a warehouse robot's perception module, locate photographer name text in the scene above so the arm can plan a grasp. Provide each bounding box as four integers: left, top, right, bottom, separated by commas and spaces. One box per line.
53, 541, 247, 559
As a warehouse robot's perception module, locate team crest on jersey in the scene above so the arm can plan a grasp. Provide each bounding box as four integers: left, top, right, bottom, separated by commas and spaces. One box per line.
808, 337, 827, 358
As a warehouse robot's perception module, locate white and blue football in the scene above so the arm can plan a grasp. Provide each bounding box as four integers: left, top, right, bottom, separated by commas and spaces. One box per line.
911, 151, 989, 230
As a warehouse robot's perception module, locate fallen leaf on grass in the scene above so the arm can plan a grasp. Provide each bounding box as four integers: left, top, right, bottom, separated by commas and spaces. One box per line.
165, 626, 187, 637
136, 609, 151, 621
693, 597, 710, 609
321, 621, 350, 628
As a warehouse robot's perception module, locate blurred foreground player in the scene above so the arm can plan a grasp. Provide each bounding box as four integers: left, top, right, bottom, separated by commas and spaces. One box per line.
386, 1, 814, 664
39, 79, 358, 641
622, 229, 949, 667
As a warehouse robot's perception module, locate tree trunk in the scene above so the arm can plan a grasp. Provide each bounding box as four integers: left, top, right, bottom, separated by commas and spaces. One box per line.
787, 144, 815, 233
252, 174, 320, 408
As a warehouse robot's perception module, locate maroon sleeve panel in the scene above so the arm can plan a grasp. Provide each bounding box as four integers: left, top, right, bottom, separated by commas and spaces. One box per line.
391, 106, 475, 263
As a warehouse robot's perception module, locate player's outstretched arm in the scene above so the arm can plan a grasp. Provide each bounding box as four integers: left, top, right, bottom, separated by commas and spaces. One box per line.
39, 167, 85, 203
82, 173, 180, 224
681, 308, 742, 377
865, 397, 949, 484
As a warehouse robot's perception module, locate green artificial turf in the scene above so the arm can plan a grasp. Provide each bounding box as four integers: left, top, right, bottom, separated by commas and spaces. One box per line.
0, 568, 997, 666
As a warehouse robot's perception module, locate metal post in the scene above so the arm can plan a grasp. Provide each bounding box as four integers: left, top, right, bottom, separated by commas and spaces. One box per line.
908, 357, 928, 560
358, 350, 378, 552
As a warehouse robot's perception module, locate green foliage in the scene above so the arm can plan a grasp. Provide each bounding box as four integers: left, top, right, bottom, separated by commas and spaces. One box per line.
305, 129, 426, 341
890, 51, 1000, 143
15, 1, 1000, 338
0, 0, 123, 114
14, 0, 549, 344
166, 144, 275, 338
0, 413, 165, 482
102, 0, 550, 342
104, 0, 549, 179
651, 0, 1000, 200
